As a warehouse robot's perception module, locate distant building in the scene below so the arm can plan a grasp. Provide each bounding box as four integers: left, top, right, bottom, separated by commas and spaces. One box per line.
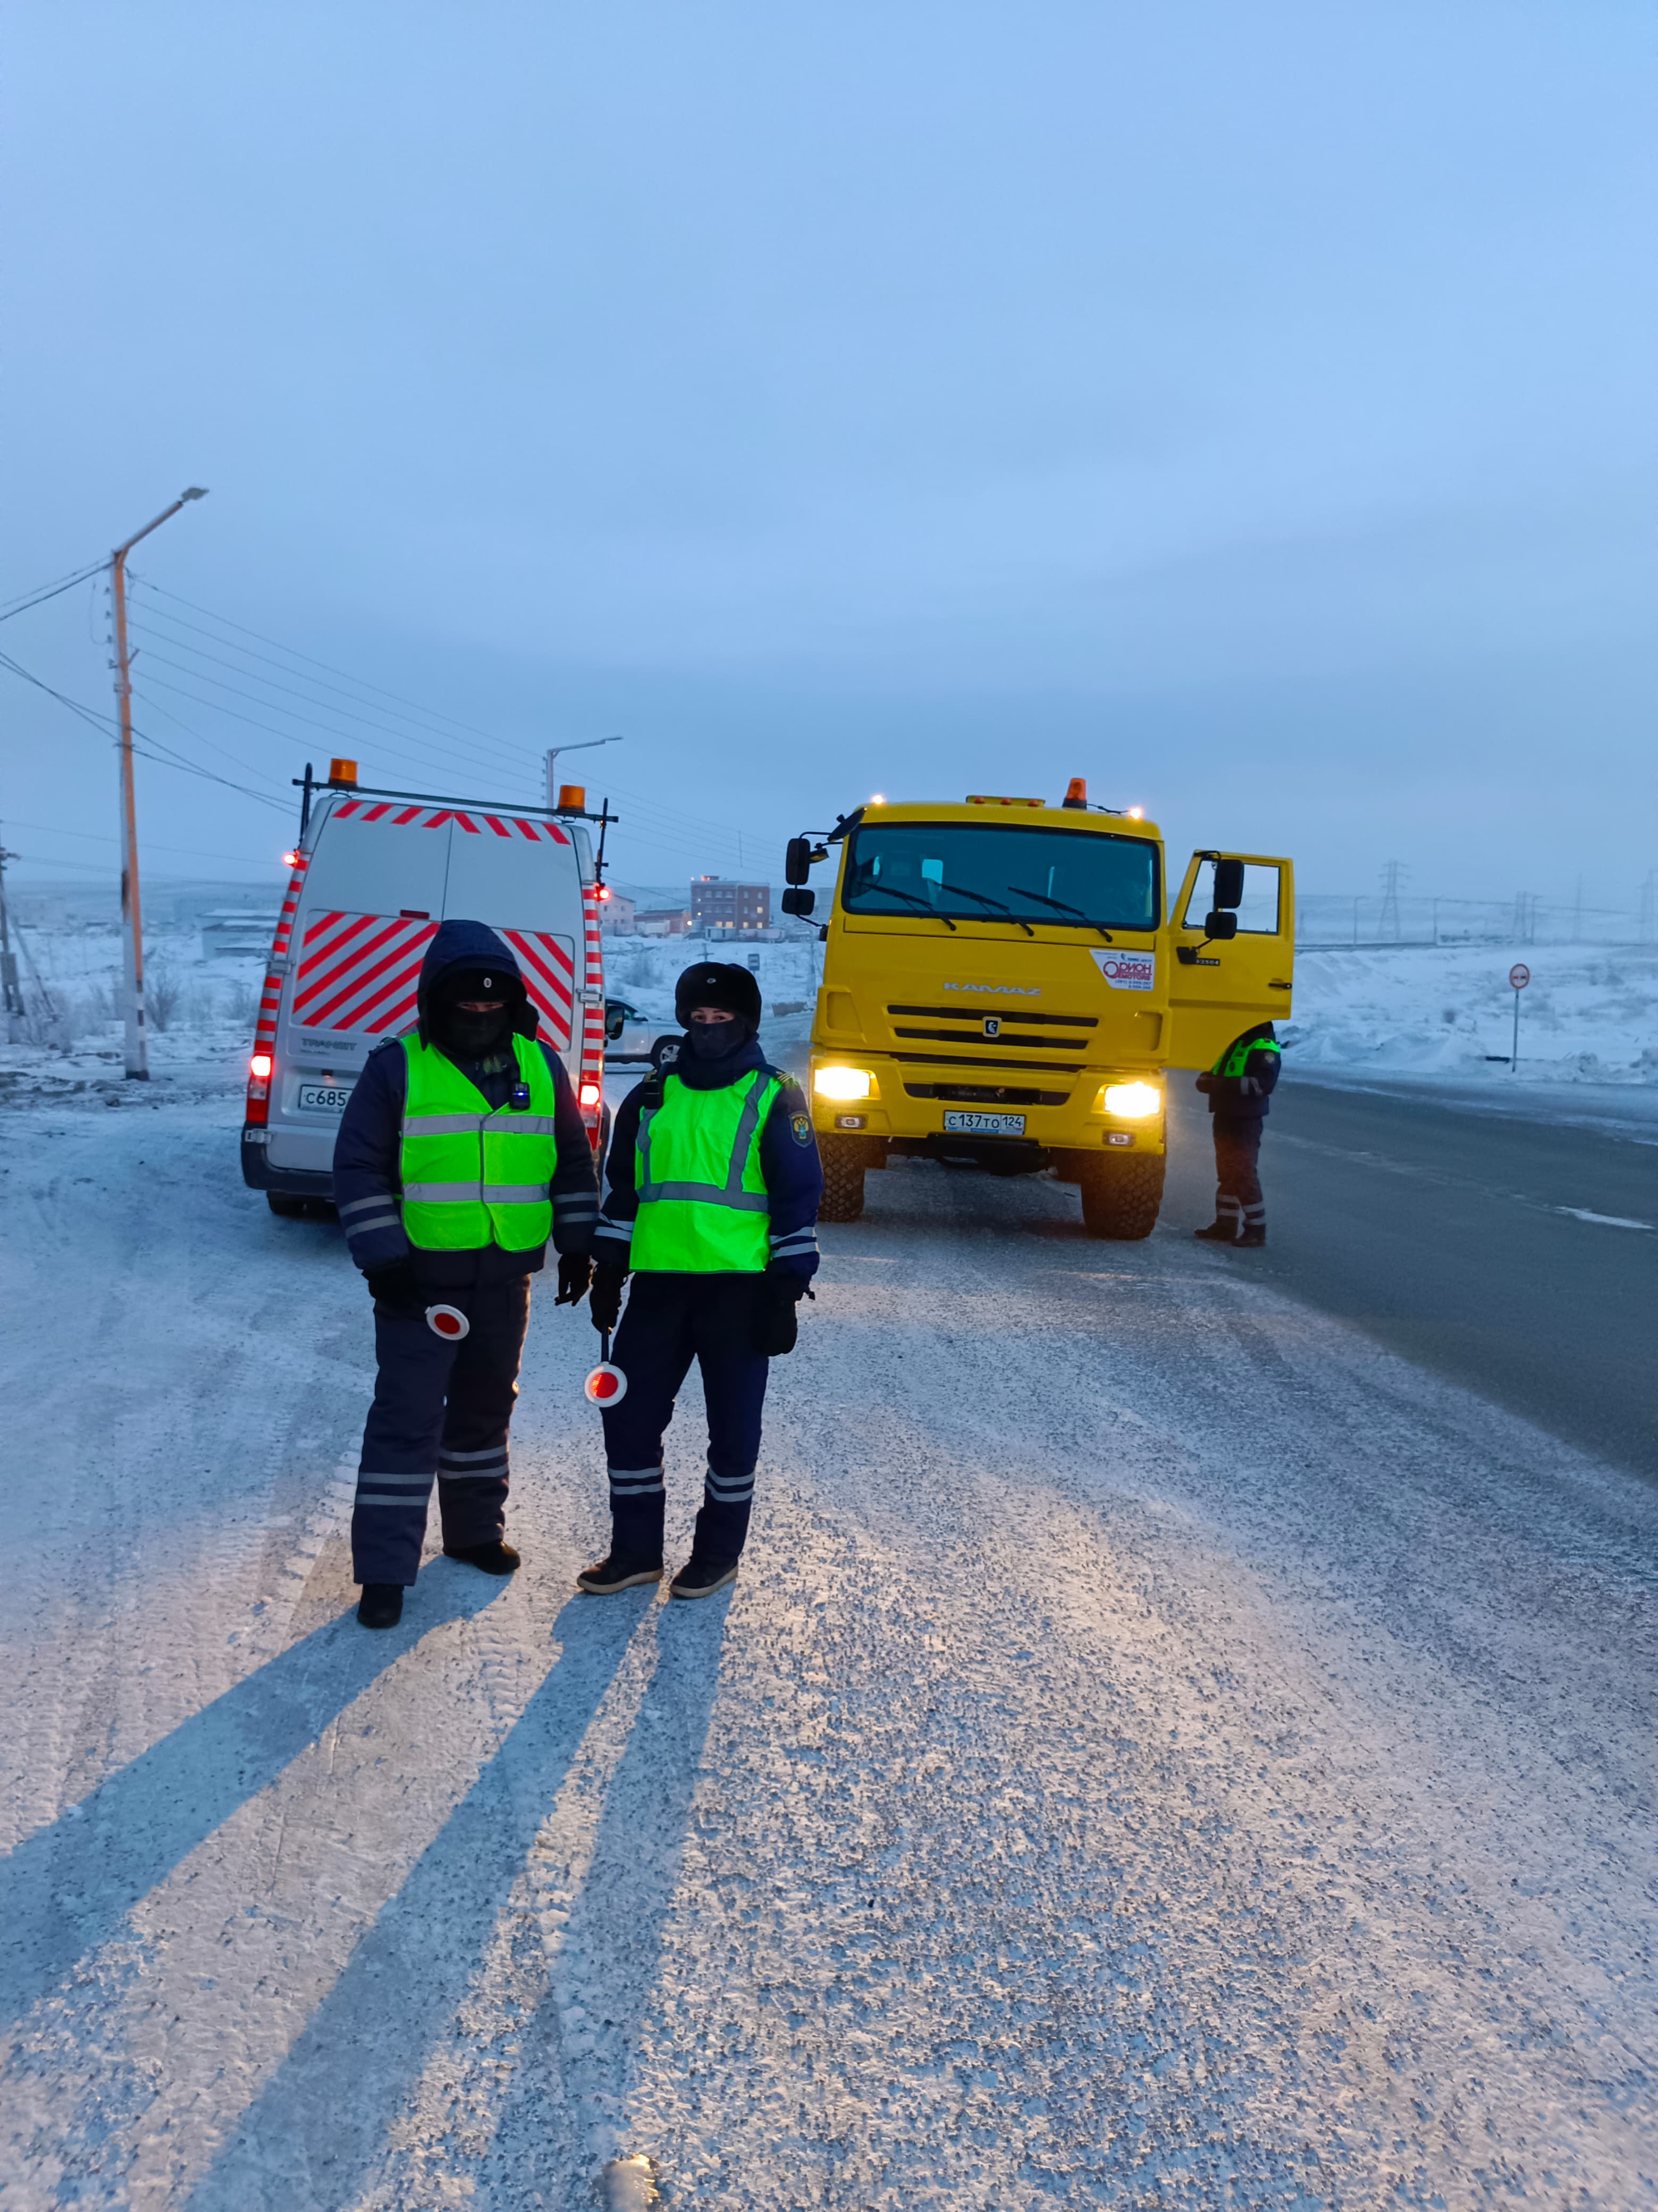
597, 891, 637, 935
634, 907, 692, 939
200, 910, 281, 959
690, 877, 771, 935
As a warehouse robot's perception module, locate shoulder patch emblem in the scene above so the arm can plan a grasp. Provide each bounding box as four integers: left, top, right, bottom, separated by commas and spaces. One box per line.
791, 1112, 813, 1147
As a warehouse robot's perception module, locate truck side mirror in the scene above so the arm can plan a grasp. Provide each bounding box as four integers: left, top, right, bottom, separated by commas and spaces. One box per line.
1204, 910, 1239, 940
781, 886, 816, 918
785, 836, 813, 886
1213, 858, 1245, 910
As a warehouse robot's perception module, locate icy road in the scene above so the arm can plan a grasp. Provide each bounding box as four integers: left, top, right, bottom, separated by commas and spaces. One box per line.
1, 1086, 1654, 2209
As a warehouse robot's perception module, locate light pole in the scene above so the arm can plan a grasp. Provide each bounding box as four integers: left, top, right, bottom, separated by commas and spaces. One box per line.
111, 488, 207, 1077
545, 735, 622, 809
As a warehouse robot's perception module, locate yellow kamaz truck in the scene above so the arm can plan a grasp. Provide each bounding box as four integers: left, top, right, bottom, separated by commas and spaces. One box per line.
780, 783, 1293, 1235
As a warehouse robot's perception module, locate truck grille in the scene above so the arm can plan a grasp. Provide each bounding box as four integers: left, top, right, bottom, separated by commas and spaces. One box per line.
893, 1024, 1082, 1050
887, 1002, 1097, 1028
888, 1050, 1085, 1075
905, 1081, 1070, 1107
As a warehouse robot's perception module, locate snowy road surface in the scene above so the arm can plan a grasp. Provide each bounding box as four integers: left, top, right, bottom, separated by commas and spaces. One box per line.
2, 1087, 1655, 2208
1164, 1076, 1658, 1480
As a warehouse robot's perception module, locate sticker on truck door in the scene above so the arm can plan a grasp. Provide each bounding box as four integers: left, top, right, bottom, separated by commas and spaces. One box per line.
1090, 949, 1155, 991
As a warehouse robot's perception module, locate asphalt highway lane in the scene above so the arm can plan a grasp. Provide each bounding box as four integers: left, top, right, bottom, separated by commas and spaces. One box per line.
1163, 1072, 1658, 1481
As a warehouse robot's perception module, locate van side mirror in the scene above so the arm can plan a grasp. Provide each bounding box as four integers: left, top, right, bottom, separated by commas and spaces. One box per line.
1205, 910, 1239, 940
1213, 858, 1245, 910
781, 886, 816, 918
785, 836, 813, 886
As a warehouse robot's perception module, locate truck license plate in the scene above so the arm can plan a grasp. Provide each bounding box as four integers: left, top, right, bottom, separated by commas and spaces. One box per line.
942, 1110, 1025, 1136
297, 1084, 352, 1114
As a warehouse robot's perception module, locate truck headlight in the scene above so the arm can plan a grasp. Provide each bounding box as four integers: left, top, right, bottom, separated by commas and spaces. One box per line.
814, 1065, 873, 1101
1098, 1080, 1161, 1119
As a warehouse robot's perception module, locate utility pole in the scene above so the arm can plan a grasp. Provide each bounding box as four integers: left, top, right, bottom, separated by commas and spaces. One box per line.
544, 735, 622, 809
0, 828, 22, 1044
110, 488, 207, 1077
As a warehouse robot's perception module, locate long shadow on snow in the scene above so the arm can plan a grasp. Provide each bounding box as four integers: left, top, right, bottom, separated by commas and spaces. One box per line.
186, 1589, 659, 2212
0, 1563, 504, 2022
482, 1589, 734, 2202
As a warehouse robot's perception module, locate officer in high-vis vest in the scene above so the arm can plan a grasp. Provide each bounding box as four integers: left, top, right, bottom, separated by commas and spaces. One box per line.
581, 962, 823, 1601
1193, 1021, 1282, 1247
333, 921, 599, 1628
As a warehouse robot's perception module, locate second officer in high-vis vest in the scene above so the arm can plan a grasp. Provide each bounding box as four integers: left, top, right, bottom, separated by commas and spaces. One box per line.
582, 961, 823, 1601
1193, 1021, 1282, 1246
333, 920, 599, 1629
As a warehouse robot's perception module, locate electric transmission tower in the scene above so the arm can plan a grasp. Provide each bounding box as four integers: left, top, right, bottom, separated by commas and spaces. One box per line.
1378, 859, 1407, 941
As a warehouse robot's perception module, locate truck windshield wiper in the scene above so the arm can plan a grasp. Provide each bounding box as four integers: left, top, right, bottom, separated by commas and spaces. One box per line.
864, 883, 957, 929
1006, 885, 1114, 941
935, 881, 1034, 935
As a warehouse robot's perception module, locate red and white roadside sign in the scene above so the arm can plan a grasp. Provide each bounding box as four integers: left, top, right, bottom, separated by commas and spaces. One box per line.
1510, 963, 1530, 990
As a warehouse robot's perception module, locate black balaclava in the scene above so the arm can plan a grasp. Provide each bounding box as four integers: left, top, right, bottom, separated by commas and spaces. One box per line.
431, 965, 521, 1060
675, 961, 762, 1060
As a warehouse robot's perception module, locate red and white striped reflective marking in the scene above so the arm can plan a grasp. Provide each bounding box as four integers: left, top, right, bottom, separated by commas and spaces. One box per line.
330, 799, 570, 842
578, 881, 606, 1149
293, 912, 439, 1035
498, 930, 576, 1050
254, 851, 310, 1053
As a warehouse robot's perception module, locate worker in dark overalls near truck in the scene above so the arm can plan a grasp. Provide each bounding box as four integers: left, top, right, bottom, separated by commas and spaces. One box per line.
333, 920, 599, 1628
1193, 1022, 1281, 1247
580, 961, 823, 1601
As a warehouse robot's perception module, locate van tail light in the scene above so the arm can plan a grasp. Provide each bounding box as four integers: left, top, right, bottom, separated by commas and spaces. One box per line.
246, 1052, 273, 1126
578, 1079, 602, 1110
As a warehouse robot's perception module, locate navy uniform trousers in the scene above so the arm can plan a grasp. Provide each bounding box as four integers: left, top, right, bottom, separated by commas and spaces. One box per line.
351, 1277, 530, 1586
600, 1273, 770, 1570
1211, 1119, 1266, 1238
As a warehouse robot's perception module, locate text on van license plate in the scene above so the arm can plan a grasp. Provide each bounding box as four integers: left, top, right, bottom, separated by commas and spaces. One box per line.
297, 1084, 352, 1114
942, 1109, 1025, 1136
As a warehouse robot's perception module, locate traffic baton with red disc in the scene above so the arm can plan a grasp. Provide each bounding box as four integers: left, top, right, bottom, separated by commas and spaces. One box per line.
584, 1329, 627, 1406
425, 1303, 470, 1342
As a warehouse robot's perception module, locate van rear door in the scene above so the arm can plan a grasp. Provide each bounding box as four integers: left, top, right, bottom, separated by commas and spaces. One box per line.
1166, 851, 1295, 1070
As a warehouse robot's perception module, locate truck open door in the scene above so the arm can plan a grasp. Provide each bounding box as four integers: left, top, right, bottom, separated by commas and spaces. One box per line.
1166, 851, 1295, 1070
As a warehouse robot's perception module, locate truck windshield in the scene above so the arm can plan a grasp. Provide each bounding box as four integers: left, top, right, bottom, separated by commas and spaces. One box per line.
842, 823, 1159, 931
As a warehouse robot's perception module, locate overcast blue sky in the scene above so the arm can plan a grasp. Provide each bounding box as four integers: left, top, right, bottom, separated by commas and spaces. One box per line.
3, 2, 1654, 908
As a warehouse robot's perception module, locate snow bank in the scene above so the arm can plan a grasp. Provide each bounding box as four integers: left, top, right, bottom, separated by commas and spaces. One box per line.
1282, 943, 1658, 1085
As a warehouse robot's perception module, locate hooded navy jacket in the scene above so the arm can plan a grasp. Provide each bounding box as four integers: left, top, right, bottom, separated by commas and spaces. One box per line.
333, 919, 598, 1284
594, 1032, 823, 1281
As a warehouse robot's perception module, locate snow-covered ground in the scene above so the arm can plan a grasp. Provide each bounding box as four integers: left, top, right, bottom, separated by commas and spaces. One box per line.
1283, 942, 1658, 1086
1, 1073, 1654, 2207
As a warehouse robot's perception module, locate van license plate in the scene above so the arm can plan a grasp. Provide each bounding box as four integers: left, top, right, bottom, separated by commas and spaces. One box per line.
297, 1084, 352, 1114
942, 1110, 1025, 1136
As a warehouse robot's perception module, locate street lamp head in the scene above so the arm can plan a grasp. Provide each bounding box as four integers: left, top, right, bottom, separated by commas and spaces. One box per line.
180, 487, 208, 502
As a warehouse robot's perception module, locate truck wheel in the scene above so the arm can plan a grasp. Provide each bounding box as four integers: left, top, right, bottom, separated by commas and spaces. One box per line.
267, 1192, 307, 1218
818, 1135, 866, 1223
1079, 1154, 1165, 1240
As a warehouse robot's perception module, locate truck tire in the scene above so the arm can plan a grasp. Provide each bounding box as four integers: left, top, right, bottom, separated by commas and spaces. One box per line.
818, 1134, 866, 1223
1079, 1153, 1165, 1240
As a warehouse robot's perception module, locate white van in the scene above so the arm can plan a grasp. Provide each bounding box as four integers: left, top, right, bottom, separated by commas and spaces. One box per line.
241, 768, 607, 1214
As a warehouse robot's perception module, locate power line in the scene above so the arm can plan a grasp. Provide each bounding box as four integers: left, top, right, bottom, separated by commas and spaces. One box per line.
2, 817, 282, 869
0, 560, 106, 625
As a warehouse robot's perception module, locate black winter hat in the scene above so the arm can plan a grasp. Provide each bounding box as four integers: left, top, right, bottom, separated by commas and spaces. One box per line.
434, 963, 526, 1007
675, 961, 762, 1026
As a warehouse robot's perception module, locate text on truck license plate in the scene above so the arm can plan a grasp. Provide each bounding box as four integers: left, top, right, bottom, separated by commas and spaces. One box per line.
942, 1109, 1025, 1136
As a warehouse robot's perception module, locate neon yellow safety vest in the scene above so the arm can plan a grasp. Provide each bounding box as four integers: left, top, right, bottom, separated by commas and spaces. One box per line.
630, 1068, 782, 1273
1213, 1033, 1281, 1078
399, 1033, 559, 1252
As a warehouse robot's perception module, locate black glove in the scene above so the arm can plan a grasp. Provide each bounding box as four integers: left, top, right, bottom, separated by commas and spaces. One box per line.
1194, 1071, 1216, 1094
756, 1271, 805, 1357
364, 1260, 423, 1313
555, 1252, 593, 1307
588, 1261, 627, 1334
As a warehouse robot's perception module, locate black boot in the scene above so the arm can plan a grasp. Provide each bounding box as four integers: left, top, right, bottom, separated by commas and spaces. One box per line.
1192, 1222, 1238, 1242
444, 1540, 520, 1574
669, 1555, 739, 1601
577, 1556, 663, 1595
358, 1583, 404, 1630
